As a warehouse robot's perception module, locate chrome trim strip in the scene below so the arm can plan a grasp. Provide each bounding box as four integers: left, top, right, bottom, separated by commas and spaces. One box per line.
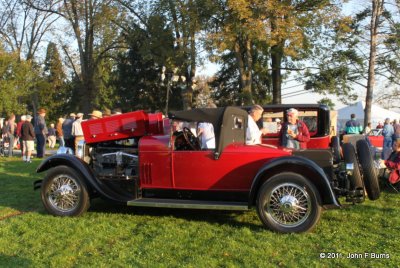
127, 199, 248, 211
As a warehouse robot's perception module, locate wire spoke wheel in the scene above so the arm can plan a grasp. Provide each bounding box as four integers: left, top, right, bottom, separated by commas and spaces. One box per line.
47, 175, 81, 212
265, 183, 311, 227
41, 165, 89, 216
256, 172, 321, 233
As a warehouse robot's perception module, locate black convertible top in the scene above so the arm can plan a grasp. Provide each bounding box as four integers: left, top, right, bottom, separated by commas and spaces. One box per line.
169, 107, 225, 126
168, 107, 248, 158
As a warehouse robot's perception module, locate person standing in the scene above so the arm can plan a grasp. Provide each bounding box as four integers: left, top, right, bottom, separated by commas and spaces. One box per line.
56, 117, 65, 147
34, 108, 48, 158
246, 105, 268, 145
21, 115, 35, 163
16, 115, 26, 155
5, 114, 16, 157
89, 110, 102, 120
197, 103, 217, 149
71, 113, 84, 156
103, 108, 111, 117
279, 108, 310, 149
382, 117, 394, 160
47, 123, 57, 149
62, 113, 75, 151
345, 113, 363, 134
392, 119, 400, 140
112, 108, 122, 115
1, 120, 8, 140
364, 122, 372, 135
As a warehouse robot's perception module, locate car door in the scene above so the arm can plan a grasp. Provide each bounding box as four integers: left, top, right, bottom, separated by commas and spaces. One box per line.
171, 143, 284, 191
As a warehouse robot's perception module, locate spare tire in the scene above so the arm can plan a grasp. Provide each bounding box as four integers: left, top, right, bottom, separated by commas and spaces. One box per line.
331, 136, 341, 164
356, 139, 380, 200
342, 143, 364, 190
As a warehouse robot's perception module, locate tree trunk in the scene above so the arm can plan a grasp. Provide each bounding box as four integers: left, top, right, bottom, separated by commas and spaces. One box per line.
270, 13, 285, 105
234, 37, 253, 105
182, 28, 197, 110
365, 0, 384, 128
271, 43, 283, 104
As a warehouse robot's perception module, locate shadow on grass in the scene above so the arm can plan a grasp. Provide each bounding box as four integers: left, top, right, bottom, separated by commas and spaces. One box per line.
0, 254, 32, 266
0, 158, 43, 212
1, 159, 263, 230
88, 198, 265, 231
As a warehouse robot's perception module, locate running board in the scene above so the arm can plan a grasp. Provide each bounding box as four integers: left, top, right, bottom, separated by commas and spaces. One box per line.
127, 198, 249, 211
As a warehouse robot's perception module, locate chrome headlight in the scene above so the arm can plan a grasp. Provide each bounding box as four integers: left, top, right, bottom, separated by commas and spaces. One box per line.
345, 163, 354, 170
77, 140, 86, 159
57, 146, 74, 155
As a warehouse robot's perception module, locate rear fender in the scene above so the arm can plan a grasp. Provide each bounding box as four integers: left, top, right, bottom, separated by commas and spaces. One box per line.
248, 156, 340, 208
36, 154, 132, 202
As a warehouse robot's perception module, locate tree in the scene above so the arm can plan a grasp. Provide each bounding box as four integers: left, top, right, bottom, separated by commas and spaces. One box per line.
118, 0, 213, 110
205, 0, 267, 105
307, 1, 400, 125
373, 1, 400, 109
26, 0, 126, 114
0, 0, 58, 60
39, 42, 69, 122
205, 0, 343, 105
303, 12, 366, 105
210, 47, 272, 106
0, 45, 33, 115
364, 0, 385, 128
318, 97, 335, 110
112, 15, 180, 112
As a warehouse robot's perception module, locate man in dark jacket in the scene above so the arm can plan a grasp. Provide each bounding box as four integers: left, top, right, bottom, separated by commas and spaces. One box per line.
345, 113, 363, 134
62, 113, 76, 152
279, 108, 310, 149
21, 115, 35, 162
34, 108, 48, 158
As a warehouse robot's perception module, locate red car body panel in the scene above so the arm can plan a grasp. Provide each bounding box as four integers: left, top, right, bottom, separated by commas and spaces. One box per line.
262, 135, 330, 149
139, 135, 291, 191
81, 111, 164, 144
368, 136, 383, 148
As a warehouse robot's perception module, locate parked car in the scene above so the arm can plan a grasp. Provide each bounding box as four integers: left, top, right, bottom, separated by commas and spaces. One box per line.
34, 106, 380, 233
367, 129, 383, 149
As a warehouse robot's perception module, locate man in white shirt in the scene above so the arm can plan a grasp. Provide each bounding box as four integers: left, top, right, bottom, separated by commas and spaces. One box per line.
72, 113, 84, 156
246, 105, 268, 145
198, 102, 217, 149
198, 122, 215, 149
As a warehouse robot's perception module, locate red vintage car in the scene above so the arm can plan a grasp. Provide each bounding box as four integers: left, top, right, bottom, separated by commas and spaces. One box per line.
34, 106, 380, 233
366, 129, 383, 149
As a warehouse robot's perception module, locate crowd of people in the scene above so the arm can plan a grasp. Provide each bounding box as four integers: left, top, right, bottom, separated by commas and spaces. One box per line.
0, 107, 122, 162
341, 113, 400, 186
342, 113, 400, 160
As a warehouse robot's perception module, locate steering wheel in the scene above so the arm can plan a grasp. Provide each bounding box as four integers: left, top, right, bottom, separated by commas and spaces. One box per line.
182, 127, 201, 150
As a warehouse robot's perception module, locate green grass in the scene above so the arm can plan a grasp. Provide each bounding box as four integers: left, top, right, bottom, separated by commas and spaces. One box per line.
0, 157, 399, 267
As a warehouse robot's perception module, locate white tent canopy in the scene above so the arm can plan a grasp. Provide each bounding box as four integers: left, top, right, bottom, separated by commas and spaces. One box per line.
337, 101, 400, 131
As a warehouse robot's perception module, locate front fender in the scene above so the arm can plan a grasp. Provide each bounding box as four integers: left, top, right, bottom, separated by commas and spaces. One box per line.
36, 154, 132, 202
248, 156, 340, 208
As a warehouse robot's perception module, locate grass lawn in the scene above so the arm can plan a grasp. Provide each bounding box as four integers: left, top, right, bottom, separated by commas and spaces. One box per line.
0, 157, 399, 267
